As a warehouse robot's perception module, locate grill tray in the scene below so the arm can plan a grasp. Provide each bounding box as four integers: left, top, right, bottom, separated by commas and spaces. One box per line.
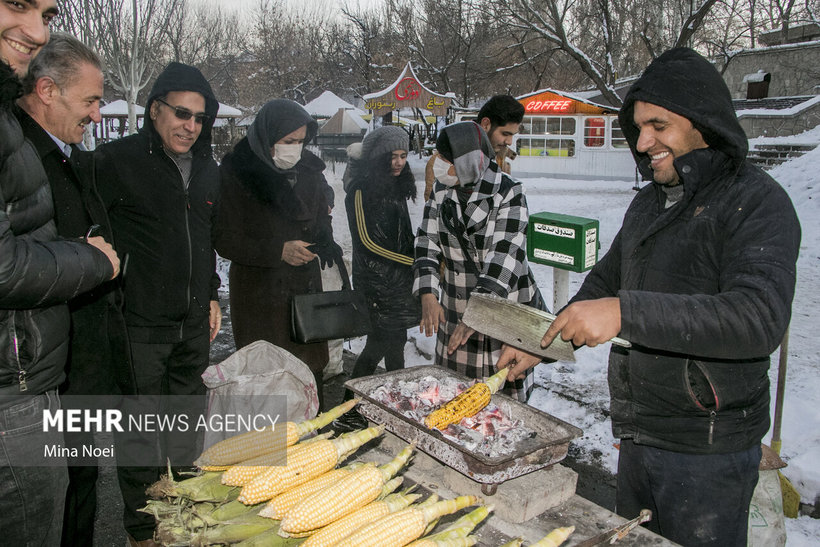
345, 366, 582, 484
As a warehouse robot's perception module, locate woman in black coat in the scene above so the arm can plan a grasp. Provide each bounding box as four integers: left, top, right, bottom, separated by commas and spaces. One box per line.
335, 126, 420, 429
215, 99, 341, 409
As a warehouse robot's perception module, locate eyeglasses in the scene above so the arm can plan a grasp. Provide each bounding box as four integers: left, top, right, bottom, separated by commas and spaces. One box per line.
155, 97, 211, 125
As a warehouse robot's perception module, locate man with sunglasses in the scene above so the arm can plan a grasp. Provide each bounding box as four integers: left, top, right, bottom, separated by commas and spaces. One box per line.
95, 62, 222, 547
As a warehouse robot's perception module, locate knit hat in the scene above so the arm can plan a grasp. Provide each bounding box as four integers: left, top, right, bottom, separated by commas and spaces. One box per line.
361, 126, 409, 160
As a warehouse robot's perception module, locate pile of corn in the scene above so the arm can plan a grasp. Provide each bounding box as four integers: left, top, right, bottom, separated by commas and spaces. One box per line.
141, 400, 575, 546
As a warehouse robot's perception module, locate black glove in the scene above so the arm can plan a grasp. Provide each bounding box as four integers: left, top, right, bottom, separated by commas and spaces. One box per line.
314, 241, 343, 269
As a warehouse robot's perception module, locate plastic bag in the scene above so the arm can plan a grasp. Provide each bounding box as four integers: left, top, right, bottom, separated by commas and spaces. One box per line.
748, 469, 787, 546
200, 340, 319, 450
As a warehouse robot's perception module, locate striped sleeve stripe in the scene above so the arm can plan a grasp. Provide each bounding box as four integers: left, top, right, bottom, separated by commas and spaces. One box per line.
355, 190, 414, 266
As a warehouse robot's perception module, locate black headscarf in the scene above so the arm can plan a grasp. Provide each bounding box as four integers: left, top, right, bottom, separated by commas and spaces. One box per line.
247, 99, 318, 172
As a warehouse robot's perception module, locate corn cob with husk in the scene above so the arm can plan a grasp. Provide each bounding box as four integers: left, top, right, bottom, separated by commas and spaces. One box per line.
191, 514, 279, 547
259, 462, 365, 519
222, 431, 333, 487
497, 539, 524, 547
409, 504, 493, 544
299, 490, 421, 547
424, 368, 508, 430
280, 443, 415, 534
530, 525, 575, 547
238, 425, 385, 505
335, 495, 482, 547
147, 470, 239, 503
408, 537, 478, 547
194, 398, 359, 467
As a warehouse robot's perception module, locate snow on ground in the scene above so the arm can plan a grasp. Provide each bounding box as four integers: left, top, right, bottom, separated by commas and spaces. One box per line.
318, 145, 820, 543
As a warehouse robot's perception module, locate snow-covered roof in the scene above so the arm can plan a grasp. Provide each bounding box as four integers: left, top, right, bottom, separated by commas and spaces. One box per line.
734, 95, 820, 117
100, 100, 144, 116
217, 103, 242, 118
305, 91, 366, 118
318, 108, 368, 134
362, 63, 455, 116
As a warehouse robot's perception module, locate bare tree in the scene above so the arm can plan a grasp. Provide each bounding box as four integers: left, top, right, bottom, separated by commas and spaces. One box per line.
494, 0, 720, 107
58, 0, 180, 134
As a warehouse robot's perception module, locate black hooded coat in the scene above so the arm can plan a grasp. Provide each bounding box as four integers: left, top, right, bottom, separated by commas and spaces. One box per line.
95, 62, 221, 344
571, 48, 801, 454
343, 146, 420, 331
214, 99, 332, 374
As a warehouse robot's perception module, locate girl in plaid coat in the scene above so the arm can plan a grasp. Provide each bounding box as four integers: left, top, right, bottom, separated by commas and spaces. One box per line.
413, 121, 545, 402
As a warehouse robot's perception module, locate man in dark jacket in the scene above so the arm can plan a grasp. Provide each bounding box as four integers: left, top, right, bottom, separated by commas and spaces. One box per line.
96, 62, 221, 546
500, 48, 801, 546
0, 3, 119, 546
16, 33, 135, 547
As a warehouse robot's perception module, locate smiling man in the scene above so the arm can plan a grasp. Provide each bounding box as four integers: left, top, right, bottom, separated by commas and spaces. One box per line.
95, 62, 222, 547
0, 3, 120, 546
16, 33, 135, 547
498, 48, 801, 547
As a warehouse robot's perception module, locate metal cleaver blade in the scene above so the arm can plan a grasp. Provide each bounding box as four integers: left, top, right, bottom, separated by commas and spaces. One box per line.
462, 293, 576, 362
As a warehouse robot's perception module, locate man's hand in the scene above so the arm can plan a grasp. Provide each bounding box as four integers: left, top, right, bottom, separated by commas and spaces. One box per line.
209, 300, 222, 342
496, 344, 543, 381
541, 297, 621, 348
87, 236, 120, 279
282, 240, 317, 267
420, 293, 445, 337
447, 321, 475, 355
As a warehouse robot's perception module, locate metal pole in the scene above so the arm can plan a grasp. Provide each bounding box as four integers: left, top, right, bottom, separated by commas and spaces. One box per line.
553, 268, 569, 312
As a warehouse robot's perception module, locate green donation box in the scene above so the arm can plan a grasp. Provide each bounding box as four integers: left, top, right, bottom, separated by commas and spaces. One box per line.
527, 212, 599, 273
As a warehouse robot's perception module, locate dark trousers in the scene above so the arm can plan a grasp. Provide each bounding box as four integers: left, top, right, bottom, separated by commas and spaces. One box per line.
616, 438, 761, 547
344, 329, 407, 400
117, 332, 209, 541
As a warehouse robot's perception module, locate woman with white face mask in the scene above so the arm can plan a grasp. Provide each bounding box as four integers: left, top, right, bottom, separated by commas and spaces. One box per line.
413, 121, 546, 403
214, 99, 341, 409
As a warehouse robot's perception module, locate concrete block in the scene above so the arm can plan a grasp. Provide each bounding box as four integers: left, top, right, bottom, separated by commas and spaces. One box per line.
440, 463, 577, 523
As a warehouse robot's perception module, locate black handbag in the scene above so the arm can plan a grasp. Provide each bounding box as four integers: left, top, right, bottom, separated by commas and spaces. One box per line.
290, 260, 372, 343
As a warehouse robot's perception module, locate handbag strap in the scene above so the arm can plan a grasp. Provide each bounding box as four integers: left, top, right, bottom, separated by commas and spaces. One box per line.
335, 258, 353, 291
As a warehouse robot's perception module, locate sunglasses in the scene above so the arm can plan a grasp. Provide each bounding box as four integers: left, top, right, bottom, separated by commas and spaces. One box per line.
155, 97, 211, 125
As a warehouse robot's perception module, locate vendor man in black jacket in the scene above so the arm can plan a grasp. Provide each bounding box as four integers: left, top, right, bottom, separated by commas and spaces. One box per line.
498, 48, 800, 547
16, 33, 134, 547
96, 62, 222, 546
0, 3, 119, 546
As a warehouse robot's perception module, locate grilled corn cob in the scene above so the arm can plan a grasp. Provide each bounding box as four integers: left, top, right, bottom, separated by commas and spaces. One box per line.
221, 432, 333, 487
300, 491, 420, 547
280, 443, 415, 533
530, 525, 575, 547
238, 426, 384, 505
194, 398, 358, 467
335, 495, 481, 547
424, 368, 507, 430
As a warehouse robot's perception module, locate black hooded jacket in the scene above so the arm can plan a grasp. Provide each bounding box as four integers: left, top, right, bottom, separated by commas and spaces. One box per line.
96, 63, 221, 343
344, 145, 420, 330
572, 48, 801, 454
0, 62, 112, 402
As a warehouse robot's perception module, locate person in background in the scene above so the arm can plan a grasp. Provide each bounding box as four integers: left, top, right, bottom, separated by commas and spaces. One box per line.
0, 3, 120, 545
333, 126, 421, 431
16, 32, 135, 547
424, 95, 524, 201
414, 121, 545, 403
498, 48, 801, 547
96, 62, 221, 547
215, 99, 342, 411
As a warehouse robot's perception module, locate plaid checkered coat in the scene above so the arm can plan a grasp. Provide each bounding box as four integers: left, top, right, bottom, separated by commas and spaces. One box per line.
413, 159, 543, 402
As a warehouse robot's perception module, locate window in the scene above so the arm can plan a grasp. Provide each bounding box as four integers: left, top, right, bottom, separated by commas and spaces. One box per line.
611, 119, 629, 148
584, 118, 605, 147
517, 138, 575, 158
546, 117, 575, 135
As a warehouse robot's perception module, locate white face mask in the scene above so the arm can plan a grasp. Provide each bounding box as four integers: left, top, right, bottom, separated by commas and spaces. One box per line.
272, 143, 303, 169
432, 156, 459, 187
